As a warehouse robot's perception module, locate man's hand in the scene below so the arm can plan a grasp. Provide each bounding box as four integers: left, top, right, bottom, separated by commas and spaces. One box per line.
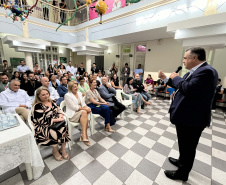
169, 72, 179, 79
106, 83, 111, 88
158, 70, 166, 80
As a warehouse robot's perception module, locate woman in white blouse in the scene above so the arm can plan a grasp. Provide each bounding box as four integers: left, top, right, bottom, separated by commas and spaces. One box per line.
59, 65, 66, 75
64, 81, 92, 146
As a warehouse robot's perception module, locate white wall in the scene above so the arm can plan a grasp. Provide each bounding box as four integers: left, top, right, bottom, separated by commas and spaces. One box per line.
104, 45, 120, 76
212, 48, 226, 87
144, 38, 183, 81
71, 52, 88, 70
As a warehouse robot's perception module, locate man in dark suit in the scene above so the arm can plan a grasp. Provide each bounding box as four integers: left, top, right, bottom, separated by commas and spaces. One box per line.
98, 77, 126, 119
91, 63, 99, 74
158, 47, 218, 181
121, 63, 130, 87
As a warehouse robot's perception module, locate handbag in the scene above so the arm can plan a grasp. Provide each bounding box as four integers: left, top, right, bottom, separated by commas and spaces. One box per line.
49, 120, 66, 130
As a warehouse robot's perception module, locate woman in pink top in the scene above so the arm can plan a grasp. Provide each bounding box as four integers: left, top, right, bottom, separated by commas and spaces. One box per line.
145, 74, 154, 91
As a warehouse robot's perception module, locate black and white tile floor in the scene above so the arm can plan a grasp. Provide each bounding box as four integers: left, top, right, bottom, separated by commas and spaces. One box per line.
1, 99, 226, 185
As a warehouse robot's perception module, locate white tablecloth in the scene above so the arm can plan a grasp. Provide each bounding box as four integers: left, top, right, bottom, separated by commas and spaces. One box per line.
0, 114, 45, 180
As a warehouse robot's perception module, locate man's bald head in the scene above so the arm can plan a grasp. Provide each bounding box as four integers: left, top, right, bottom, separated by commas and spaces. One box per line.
41, 77, 49, 88
135, 74, 140, 80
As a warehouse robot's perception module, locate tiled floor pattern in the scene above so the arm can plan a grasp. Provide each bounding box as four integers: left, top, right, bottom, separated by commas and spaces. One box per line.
1, 99, 226, 185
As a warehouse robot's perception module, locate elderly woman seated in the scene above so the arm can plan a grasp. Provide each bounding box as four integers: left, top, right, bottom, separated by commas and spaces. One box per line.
85, 79, 115, 132
78, 76, 90, 97
65, 81, 91, 146
31, 87, 70, 161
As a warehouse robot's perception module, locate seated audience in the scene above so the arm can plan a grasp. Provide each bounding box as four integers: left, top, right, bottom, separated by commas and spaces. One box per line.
91, 63, 99, 74
31, 87, 70, 161
20, 73, 29, 91
63, 73, 70, 82
76, 75, 80, 83
47, 64, 54, 74
35, 74, 41, 82
0, 79, 30, 122
133, 74, 151, 108
0, 60, 13, 80
99, 77, 126, 119
59, 65, 66, 75
11, 71, 20, 81
65, 81, 91, 146
110, 63, 118, 78
17, 60, 30, 75
0, 73, 9, 93
212, 78, 224, 111
58, 62, 66, 69
44, 71, 50, 78
56, 71, 62, 81
124, 77, 149, 113
88, 74, 93, 81
106, 75, 112, 87
145, 74, 154, 91
85, 79, 115, 132
24, 72, 42, 97
66, 61, 75, 76
33, 62, 42, 76
102, 71, 106, 77
53, 63, 59, 75
166, 86, 175, 104
78, 76, 89, 96
153, 78, 166, 99
93, 73, 101, 87
78, 63, 85, 76
84, 72, 89, 82
49, 74, 60, 89
57, 76, 68, 99
74, 64, 78, 75
40, 77, 62, 105
97, 71, 102, 85
68, 71, 75, 81
111, 74, 122, 90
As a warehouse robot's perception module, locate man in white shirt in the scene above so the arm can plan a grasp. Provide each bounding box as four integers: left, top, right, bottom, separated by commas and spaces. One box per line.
16, 60, 30, 75
97, 71, 102, 85
0, 79, 31, 122
39, 77, 62, 105
66, 61, 75, 77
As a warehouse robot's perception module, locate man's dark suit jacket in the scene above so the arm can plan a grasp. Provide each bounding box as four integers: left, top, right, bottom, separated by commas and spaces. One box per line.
168, 62, 218, 128
57, 85, 68, 97
132, 79, 144, 93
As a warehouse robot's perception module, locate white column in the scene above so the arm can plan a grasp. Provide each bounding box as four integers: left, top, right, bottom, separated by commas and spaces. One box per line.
86, 55, 92, 74
25, 52, 33, 71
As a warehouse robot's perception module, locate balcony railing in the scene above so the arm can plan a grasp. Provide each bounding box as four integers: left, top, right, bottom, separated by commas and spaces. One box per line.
0, 0, 142, 26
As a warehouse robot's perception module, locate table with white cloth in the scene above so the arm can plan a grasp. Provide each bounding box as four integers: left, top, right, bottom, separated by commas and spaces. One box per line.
0, 114, 45, 180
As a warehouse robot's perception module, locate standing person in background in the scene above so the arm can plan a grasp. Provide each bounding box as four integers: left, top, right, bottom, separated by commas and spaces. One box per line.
74, 64, 78, 76
133, 64, 143, 80
47, 64, 54, 74
33, 63, 42, 76
121, 63, 130, 87
212, 79, 224, 112
78, 63, 85, 76
59, 0, 67, 23
158, 47, 218, 182
91, 63, 99, 74
0, 60, 13, 80
43, 0, 50, 20
66, 61, 75, 76
110, 63, 118, 78
0, 73, 9, 93
17, 60, 30, 75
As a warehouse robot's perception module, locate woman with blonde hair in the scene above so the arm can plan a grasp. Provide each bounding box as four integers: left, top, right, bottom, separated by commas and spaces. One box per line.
31, 87, 70, 161
64, 81, 91, 146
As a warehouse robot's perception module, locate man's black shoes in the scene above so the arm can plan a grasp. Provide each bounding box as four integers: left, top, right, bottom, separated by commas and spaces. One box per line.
164, 170, 188, 181
168, 157, 180, 167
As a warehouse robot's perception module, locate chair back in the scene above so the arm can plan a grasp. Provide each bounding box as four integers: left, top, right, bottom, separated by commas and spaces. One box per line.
60, 100, 66, 112
27, 111, 35, 135
116, 89, 123, 100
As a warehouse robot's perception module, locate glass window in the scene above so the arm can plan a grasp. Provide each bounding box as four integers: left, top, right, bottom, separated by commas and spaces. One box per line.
122, 45, 131, 53
46, 46, 51, 52
32, 53, 38, 66
46, 54, 51, 67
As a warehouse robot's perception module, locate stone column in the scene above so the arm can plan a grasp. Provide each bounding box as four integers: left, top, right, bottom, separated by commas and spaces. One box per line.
86, 55, 92, 74
25, 52, 33, 71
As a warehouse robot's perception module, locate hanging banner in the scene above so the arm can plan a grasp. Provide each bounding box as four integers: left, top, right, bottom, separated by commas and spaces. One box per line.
90, 0, 126, 20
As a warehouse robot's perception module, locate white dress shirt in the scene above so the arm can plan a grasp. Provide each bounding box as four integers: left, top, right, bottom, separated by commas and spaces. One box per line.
0, 88, 31, 113
17, 65, 30, 72
66, 65, 75, 76
97, 76, 102, 85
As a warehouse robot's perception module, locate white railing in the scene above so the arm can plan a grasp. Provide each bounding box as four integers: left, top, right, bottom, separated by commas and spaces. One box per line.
0, 0, 144, 26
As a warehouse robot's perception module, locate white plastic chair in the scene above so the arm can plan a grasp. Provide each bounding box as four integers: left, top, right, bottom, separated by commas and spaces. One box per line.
116, 90, 133, 118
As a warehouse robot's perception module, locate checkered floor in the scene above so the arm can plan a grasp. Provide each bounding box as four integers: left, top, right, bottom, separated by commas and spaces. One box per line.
1, 99, 226, 185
